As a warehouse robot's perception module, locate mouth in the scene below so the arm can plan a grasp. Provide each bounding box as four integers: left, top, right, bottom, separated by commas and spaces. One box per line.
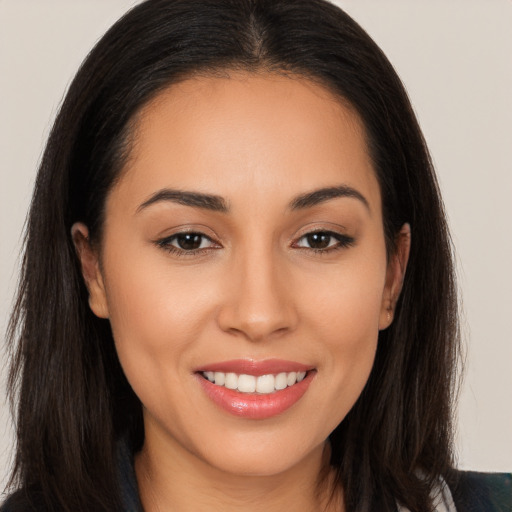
200, 370, 308, 394
195, 359, 316, 419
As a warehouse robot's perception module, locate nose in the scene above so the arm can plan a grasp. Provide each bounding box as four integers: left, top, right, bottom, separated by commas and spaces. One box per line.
216, 248, 298, 342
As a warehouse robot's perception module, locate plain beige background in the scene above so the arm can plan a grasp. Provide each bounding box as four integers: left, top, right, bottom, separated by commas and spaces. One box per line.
1, 0, 511, 490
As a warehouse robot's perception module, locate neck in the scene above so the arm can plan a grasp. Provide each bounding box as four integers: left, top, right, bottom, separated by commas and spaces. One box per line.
135, 429, 342, 512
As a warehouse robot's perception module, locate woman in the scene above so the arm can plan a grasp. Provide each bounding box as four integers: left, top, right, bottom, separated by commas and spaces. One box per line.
1, 0, 510, 511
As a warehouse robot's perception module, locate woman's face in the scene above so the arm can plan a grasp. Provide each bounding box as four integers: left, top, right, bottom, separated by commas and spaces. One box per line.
76, 72, 408, 477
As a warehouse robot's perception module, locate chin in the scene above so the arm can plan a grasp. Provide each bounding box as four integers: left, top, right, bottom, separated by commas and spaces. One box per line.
193, 428, 327, 478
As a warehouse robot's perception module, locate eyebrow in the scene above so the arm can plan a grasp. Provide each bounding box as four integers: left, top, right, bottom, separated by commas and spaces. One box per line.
137, 189, 229, 213
137, 184, 369, 214
289, 185, 370, 211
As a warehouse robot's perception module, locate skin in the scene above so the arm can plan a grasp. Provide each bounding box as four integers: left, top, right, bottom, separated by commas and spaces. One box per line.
73, 72, 410, 512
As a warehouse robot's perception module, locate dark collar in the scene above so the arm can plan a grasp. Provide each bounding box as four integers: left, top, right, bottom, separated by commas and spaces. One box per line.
117, 440, 144, 512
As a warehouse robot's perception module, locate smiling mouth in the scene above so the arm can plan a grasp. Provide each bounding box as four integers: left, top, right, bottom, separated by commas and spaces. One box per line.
200, 370, 308, 394
196, 361, 316, 419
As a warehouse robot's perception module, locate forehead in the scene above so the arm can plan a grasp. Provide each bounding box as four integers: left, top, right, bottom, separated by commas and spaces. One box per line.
113, 71, 380, 214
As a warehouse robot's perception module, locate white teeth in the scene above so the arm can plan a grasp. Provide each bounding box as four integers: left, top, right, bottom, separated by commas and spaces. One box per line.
224, 372, 238, 389
256, 374, 275, 393
275, 372, 288, 390
238, 374, 256, 392
202, 370, 308, 394
286, 372, 297, 386
214, 371, 225, 386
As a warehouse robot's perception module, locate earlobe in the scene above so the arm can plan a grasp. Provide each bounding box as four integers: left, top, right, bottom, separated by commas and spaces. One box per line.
379, 223, 411, 330
71, 222, 110, 319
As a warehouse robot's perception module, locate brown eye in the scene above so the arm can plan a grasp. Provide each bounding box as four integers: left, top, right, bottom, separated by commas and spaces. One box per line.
157, 232, 217, 253
294, 231, 355, 252
175, 233, 204, 250
305, 233, 332, 249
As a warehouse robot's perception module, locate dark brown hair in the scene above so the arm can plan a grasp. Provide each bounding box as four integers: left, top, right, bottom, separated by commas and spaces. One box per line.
5, 1, 460, 510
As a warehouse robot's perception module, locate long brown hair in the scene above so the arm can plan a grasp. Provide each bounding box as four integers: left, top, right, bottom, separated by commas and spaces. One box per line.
5, 1, 460, 510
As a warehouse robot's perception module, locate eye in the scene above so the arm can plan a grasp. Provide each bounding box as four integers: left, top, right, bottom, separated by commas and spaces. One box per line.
156, 232, 219, 254
294, 231, 354, 252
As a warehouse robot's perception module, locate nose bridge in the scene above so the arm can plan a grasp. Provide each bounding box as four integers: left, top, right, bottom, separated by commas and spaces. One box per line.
217, 239, 297, 341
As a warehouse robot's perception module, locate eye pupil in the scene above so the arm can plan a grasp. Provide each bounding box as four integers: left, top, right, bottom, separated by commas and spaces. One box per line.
177, 233, 202, 250
307, 233, 331, 249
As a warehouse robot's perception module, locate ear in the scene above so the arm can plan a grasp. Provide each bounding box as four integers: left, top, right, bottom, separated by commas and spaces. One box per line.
71, 222, 110, 319
379, 223, 411, 330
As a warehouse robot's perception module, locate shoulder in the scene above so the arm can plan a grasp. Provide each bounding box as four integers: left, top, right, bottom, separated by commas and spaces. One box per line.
447, 470, 511, 512
0, 485, 53, 512
0, 439, 141, 512
0, 490, 43, 512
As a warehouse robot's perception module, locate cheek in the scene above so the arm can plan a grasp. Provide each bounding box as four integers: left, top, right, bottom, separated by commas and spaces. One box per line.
304, 247, 387, 343
320, 282, 382, 374
100, 244, 221, 398
299, 253, 386, 421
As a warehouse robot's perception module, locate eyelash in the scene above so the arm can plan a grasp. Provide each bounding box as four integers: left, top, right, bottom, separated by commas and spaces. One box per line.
155, 230, 355, 257
155, 232, 219, 257
292, 230, 355, 254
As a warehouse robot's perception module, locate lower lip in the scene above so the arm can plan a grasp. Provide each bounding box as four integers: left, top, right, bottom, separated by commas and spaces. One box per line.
196, 371, 315, 420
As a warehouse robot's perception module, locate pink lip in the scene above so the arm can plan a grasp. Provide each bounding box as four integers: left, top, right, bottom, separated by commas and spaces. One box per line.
195, 358, 313, 376
195, 359, 316, 420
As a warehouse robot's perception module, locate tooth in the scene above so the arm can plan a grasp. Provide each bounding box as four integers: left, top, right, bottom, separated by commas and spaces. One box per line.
287, 372, 297, 386
225, 373, 238, 389
238, 374, 256, 393
256, 374, 275, 393
275, 372, 288, 390
205, 369, 307, 391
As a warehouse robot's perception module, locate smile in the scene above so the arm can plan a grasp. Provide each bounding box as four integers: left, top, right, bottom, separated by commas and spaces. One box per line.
201, 371, 307, 394
196, 359, 315, 419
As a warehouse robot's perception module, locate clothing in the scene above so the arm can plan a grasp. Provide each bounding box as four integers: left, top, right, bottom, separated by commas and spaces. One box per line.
447, 471, 512, 511
398, 475, 457, 512
2, 442, 510, 511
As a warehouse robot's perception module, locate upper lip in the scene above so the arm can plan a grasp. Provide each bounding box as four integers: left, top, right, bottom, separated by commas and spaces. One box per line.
195, 358, 314, 376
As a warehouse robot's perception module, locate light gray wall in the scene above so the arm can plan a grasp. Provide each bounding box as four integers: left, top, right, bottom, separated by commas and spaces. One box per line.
1, 0, 511, 490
